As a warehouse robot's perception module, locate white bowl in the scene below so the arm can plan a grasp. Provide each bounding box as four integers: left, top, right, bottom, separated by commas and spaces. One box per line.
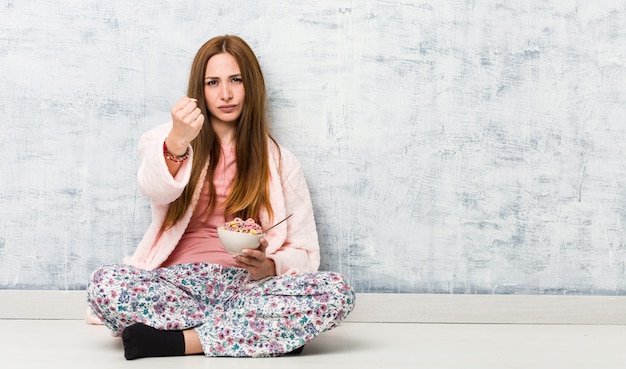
217, 228, 264, 254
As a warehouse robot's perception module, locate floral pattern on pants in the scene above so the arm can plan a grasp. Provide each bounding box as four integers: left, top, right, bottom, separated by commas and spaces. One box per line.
87, 263, 355, 357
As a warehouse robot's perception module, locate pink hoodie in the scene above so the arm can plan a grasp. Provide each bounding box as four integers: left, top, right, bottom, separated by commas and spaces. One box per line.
126, 122, 321, 274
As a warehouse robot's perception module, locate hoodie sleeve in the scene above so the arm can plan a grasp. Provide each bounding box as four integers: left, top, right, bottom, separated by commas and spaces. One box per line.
136, 122, 194, 205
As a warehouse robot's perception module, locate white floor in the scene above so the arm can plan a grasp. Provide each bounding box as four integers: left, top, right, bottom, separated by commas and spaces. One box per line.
1, 319, 626, 369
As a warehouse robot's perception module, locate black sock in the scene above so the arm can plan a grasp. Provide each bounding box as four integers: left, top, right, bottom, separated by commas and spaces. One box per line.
121, 323, 186, 360
284, 345, 305, 356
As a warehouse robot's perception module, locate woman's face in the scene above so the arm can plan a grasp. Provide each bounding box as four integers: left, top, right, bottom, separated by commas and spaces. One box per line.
203, 52, 245, 126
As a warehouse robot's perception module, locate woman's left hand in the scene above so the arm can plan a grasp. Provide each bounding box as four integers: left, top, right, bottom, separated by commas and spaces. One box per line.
234, 238, 277, 280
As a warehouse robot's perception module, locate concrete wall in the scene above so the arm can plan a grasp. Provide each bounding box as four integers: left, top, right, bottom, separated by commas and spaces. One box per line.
1, 1, 625, 294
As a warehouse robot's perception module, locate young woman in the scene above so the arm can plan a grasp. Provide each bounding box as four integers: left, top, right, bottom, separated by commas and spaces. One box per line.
86, 35, 355, 360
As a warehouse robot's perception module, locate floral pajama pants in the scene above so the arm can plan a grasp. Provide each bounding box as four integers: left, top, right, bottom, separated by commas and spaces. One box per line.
87, 263, 355, 357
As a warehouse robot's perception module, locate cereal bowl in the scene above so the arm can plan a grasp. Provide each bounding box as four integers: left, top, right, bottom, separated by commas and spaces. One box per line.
217, 228, 264, 255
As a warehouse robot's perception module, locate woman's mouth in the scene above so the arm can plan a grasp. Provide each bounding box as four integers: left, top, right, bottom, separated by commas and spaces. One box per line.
218, 104, 238, 113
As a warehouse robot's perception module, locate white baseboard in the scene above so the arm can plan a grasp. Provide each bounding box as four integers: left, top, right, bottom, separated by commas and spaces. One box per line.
350, 293, 626, 325
1, 291, 625, 324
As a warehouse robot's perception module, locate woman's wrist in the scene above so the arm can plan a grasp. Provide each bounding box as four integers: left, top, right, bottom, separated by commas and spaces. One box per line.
164, 136, 190, 156
163, 140, 190, 163
265, 258, 277, 277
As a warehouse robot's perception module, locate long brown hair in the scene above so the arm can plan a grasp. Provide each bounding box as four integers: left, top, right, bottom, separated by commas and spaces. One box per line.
161, 35, 277, 231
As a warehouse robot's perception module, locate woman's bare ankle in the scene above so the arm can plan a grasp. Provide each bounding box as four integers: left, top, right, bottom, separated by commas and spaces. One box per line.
183, 329, 204, 355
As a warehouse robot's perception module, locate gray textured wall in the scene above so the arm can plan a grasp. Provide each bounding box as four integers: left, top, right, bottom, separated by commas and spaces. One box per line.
1, 1, 625, 294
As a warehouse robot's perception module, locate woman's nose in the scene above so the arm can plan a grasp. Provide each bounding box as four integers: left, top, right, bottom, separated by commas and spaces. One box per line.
220, 85, 232, 100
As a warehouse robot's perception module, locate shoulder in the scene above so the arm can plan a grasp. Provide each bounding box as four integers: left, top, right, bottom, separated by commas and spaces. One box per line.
267, 138, 302, 173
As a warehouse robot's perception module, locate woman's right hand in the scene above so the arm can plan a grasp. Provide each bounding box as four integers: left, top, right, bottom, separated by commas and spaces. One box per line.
166, 96, 205, 155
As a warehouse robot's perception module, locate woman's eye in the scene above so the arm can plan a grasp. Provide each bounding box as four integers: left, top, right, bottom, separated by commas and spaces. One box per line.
231, 77, 243, 83
206, 80, 217, 86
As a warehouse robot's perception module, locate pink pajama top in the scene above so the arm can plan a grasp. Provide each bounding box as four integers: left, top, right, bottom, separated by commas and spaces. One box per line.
161, 144, 237, 267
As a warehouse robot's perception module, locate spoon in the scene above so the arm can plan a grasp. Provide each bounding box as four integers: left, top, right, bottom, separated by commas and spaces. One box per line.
263, 213, 293, 233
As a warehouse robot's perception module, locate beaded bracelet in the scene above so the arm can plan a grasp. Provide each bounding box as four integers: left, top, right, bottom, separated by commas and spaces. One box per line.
163, 140, 190, 163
